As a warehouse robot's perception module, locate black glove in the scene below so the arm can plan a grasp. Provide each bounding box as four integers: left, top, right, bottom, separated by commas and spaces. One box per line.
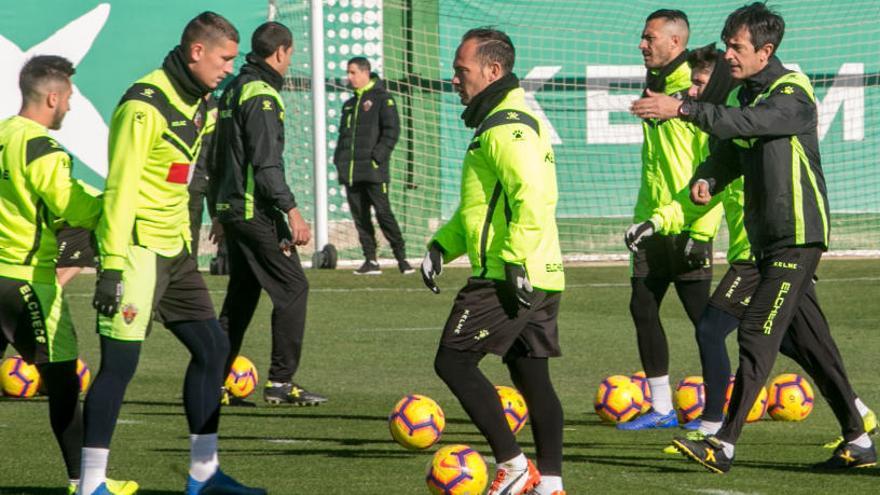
684, 236, 712, 270
420, 242, 443, 294
93, 269, 123, 317
504, 263, 533, 309
625, 221, 655, 253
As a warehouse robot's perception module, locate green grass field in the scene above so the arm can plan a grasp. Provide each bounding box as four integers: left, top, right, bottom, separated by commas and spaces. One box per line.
2, 259, 879, 494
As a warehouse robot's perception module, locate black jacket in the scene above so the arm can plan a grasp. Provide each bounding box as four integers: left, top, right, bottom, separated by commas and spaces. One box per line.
332, 75, 400, 185
689, 57, 829, 257
188, 96, 217, 198
210, 54, 295, 223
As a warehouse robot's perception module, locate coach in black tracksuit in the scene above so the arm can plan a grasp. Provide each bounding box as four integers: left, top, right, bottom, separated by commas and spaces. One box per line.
333, 57, 411, 275
211, 22, 325, 406
632, 3, 873, 471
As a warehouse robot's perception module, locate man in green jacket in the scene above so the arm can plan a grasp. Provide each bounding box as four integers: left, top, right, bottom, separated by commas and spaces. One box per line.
421, 28, 565, 495
632, 2, 874, 473
621, 8, 723, 431
0, 55, 137, 495
81, 12, 264, 495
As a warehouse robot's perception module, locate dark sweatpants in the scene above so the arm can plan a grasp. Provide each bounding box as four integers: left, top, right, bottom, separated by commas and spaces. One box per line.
219, 213, 309, 383
717, 247, 863, 444
345, 182, 406, 262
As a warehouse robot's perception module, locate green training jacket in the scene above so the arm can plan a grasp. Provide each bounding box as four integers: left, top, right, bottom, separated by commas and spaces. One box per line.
432, 88, 564, 291
635, 59, 722, 241
650, 177, 751, 263
0, 116, 101, 283
98, 69, 211, 270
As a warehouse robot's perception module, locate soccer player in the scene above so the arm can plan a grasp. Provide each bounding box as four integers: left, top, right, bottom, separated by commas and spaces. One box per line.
620, 9, 723, 431
332, 57, 412, 275
211, 21, 327, 407
629, 44, 877, 449
81, 12, 265, 494
0, 55, 138, 495
631, 2, 876, 472
422, 28, 566, 495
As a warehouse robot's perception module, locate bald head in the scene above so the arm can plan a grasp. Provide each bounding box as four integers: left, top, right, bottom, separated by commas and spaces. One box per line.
640, 9, 690, 69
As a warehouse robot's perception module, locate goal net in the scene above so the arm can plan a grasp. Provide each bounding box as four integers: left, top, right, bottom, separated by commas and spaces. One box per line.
274, 0, 880, 263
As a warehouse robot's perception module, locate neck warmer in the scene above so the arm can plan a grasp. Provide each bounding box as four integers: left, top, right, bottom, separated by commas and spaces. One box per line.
242, 52, 285, 91
698, 51, 738, 105
162, 45, 211, 104
645, 50, 688, 94
460, 72, 520, 129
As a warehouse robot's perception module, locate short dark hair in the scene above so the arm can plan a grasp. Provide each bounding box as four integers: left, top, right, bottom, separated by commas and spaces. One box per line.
646, 9, 690, 29
347, 57, 371, 73
687, 43, 721, 72
251, 21, 292, 58
461, 27, 515, 74
181, 11, 239, 52
19, 55, 75, 104
722, 2, 785, 54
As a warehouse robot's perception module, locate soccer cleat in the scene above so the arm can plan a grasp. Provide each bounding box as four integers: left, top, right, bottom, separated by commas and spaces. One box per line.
221, 389, 256, 408
185, 468, 266, 495
682, 418, 702, 431
487, 458, 540, 495
526, 489, 566, 495
672, 435, 733, 474
263, 382, 328, 406
813, 442, 877, 470
69, 479, 140, 495
616, 409, 678, 430
398, 260, 416, 275
663, 430, 705, 454
353, 260, 382, 275
822, 409, 878, 449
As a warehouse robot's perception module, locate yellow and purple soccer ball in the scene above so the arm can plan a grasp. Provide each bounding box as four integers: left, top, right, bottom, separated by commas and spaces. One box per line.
630, 371, 653, 414
1, 355, 41, 398
389, 394, 445, 450
224, 355, 259, 399
426, 444, 488, 495
767, 373, 815, 421
674, 376, 706, 423
595, 375, 644, 424
723, 376, 769, 422
496, 385, 528, 435
76, 358, 91, 393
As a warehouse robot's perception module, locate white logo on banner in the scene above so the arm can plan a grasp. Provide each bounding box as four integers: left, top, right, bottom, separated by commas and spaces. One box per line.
0, 4, 111, 177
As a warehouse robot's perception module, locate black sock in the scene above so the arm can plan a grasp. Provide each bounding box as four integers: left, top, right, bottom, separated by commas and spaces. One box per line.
630, 277, 669, 376
38, 360, 83, 479
83, 337, 141, 447
695, 306, 740, 421
167, 319, 229, 434
434, 346, 520, 463
506, 353, 563, 476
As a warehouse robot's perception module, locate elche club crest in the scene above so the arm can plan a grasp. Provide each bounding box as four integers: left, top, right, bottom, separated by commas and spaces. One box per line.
362, 99, 373, 112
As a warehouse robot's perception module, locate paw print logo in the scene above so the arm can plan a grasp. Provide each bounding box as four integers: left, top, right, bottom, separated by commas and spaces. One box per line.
512, 129, 523, 140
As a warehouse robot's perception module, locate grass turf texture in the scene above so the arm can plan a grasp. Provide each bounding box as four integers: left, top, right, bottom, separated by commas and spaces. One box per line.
1, 259, 878, 494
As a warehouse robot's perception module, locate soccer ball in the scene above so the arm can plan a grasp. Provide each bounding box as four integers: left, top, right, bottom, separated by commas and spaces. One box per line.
630, 371, 653, 414
674, 376, 705, 423
0, 355, 41, 398
76, 358, 91, 393
389, 394, 445, 450
225, 355, 259, 399
767, 373, 814, 421
595, 375, 644, 424
496, 385, 528, 435
723, 376, 769, 422
426, 444, 488, 495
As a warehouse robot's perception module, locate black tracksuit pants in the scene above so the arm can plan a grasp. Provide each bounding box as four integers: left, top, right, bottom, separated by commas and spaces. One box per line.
345, 182, 406, 262
718, 247, 863, 444
219, 213, 309, 383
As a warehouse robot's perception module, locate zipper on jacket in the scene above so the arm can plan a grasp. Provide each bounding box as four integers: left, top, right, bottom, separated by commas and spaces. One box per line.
478, 182, 504, 278
348, 93, 361, 183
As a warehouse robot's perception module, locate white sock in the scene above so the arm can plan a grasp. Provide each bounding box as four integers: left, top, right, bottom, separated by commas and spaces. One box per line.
699, 419, 722, 435
79, 447, 109, 495
718, 439, 735, 458
850, 433, 872, 449
498, 452, 527, 471
189, 433, 219, 482
536, 475, 563, 494
647, 376, 672, 414
854, 397, 870, 417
